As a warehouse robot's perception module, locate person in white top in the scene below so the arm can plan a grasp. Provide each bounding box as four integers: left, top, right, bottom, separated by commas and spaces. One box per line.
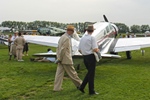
9, 31, 18, 60
30, 48, 56, 62
78, 25, 99, 95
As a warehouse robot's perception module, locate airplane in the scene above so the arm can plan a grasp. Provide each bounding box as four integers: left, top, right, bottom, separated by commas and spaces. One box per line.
2, 15, 150, 60
0, 27, 11, 32
21, 15, 150, 60
0, 34, 8, 45
37, 27, 65, 36
20, 30, 37, 35
50, 27, 66, 36
0, 26, 65, 45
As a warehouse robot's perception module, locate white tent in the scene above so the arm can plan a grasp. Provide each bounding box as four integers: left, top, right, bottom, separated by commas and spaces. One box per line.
145, 31, 150, 34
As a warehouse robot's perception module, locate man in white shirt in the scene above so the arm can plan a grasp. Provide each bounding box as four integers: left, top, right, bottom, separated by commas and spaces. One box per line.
78, 25, 99, 95
9, 31, 18, 60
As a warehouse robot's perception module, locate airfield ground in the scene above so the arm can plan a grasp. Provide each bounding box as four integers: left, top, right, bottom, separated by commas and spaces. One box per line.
0, 43, 150, 100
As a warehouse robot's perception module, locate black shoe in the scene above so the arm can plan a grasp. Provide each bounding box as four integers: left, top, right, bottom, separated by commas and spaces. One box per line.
79, 88, 85, 93
77, 87, 85, 93
30, 58, 34, 61
89, 92, 99, 95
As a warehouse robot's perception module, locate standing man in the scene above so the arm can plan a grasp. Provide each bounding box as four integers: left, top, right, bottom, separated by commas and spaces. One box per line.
8, 34, 12, 53
9, 31, 18, 60
22, 33, 29, 56
126, 34, 132, 59
53, 25, 82, 91
14, 32, 25, 61
78, 25, 99, 95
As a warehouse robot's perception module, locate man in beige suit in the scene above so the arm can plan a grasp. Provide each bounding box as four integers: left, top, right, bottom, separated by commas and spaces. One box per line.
53, 25, 82, 91
14, 32, 25, 61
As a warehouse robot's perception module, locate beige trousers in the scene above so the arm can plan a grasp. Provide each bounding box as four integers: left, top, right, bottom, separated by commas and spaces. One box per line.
16, 46, 23, 60
9, 44, 16, 56
53, 64, 82, 91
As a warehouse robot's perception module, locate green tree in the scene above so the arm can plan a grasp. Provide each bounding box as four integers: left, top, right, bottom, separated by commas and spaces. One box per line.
130, 25, 141, 33
114, 23, 129, 33
141, 25, 150, 33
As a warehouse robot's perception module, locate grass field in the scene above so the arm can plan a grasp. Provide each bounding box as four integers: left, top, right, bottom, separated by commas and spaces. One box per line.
1, 43, 150, 100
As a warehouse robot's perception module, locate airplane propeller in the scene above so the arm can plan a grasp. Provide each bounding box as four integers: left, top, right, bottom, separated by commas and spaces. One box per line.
103, 15, 109, 22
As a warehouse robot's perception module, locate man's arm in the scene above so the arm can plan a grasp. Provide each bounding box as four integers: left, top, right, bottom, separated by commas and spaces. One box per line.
14, 38, 17, 45
92, 37, 99, 52
78, 39, 82, 54
11, 36, 15, 42
58, 39, 69, 61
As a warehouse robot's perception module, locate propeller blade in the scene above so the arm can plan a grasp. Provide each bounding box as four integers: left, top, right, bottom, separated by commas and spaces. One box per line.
103, 15, 109, 22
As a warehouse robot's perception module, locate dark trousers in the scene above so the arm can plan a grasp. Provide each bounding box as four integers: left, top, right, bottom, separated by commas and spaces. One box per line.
126, 51, 131, 59
80, 54, 96, 94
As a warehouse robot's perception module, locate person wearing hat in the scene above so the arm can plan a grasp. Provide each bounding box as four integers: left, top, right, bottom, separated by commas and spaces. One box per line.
53, 25, 82, 91
14, 32, 25, 61
78, 25, 99, 95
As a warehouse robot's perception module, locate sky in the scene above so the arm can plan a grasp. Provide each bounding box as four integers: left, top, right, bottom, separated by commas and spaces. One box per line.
0, 0, 150, 26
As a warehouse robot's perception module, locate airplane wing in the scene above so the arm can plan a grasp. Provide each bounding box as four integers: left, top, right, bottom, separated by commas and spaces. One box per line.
33, 52, 83, 59
114, 37, 150, 52
32, 52, 121, 59
23, 30, 80, 47
25, 34, 121, 59
1, 35, 60, 47
0, 37, 7, 42
16, 35, 150, 59
0, 37, 8, 45
23, 35, 60, 47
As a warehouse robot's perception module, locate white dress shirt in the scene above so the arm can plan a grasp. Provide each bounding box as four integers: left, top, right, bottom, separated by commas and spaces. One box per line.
78, 34, 98, 55
44, 50, 56, 62
11, 35, 18, 45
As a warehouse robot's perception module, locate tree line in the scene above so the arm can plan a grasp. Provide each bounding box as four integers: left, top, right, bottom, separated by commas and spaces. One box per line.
0, 21, 86, 33
115, 23, 150, 33
0, 21, 150, 33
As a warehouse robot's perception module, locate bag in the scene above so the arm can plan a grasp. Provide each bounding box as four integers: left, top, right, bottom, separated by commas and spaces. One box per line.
93, 52, 102, 62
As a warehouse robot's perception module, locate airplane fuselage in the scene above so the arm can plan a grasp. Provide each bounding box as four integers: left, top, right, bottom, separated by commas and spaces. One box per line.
71, 22, 118, 56
80, 22, 118, 54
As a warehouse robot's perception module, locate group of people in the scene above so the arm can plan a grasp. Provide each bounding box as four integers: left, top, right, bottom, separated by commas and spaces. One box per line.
6, 24, 99, 95
8, 31, 28, 61
53, 25, 99, 95
119, 33, 136, 38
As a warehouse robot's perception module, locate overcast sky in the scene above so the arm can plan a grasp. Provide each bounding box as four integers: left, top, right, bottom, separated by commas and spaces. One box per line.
0, 0, 150, 26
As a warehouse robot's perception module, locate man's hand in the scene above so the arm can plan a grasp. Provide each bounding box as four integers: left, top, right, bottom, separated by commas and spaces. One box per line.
54, 59, 61, 64
78, 50, 82, 54
93, 48, 99, 52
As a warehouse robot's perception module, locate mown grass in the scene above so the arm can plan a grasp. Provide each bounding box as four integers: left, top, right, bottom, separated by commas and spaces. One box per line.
1, 44, 150, 100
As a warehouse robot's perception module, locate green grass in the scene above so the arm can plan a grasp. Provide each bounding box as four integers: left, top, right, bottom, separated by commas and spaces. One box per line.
1, 44, 150, 100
